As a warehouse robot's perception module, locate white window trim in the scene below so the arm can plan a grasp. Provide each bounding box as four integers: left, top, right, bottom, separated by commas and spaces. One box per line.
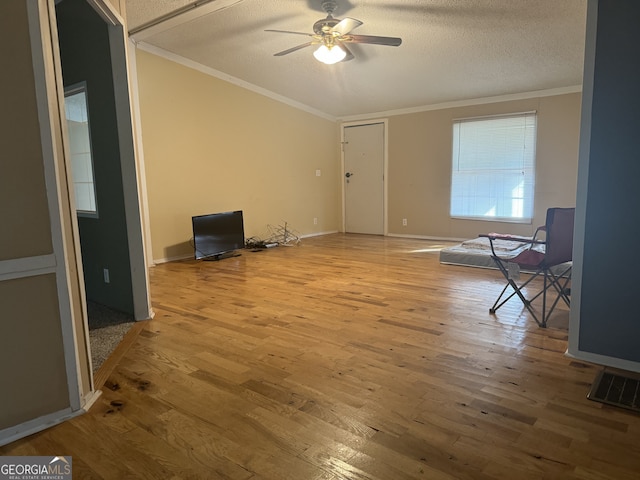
450, 111, 537, 223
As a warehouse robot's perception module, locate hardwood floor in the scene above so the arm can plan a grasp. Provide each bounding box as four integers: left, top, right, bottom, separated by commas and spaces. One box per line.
3, 233, 639, 479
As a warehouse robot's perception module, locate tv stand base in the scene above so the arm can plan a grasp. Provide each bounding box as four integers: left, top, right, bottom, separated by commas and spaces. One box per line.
203, 252, 242, 261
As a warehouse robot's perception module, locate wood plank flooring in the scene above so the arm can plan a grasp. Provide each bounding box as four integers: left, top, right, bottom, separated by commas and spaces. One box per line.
3, 233, 640, 479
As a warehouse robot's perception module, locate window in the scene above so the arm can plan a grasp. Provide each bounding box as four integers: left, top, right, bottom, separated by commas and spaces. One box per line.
64, 84, 98, 216
450, 112, 536, 222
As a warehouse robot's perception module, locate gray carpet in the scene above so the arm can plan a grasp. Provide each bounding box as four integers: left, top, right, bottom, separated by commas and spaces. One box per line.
87, 301, 135, 371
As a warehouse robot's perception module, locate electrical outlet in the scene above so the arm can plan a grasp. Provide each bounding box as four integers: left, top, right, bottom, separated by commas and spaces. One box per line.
313, 217, 318, 225
103, 268, 110, 284
402, 218, 408, 226
315, 169, 321, 176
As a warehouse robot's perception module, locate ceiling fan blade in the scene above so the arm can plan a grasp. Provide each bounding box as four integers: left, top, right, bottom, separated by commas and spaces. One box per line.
337, 41, 355, 62
273, 42, 315, 56
265, 29, 314, 37
331, 17, 363, 35
344, 34, 402, 47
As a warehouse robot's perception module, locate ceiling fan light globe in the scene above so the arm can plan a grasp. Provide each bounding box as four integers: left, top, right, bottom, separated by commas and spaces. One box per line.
313, 44, 346, 64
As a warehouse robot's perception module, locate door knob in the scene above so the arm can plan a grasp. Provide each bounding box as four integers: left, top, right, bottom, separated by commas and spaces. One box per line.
345, 172, 354, 178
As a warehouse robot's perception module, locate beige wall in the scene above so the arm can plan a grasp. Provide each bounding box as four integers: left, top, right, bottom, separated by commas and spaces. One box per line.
0, 276, 70, 429
1, 0, 52, 260
136, 50, 341, 262
111, 0, 126, 18
387, 93, 581, 239
137, 48, 580, 259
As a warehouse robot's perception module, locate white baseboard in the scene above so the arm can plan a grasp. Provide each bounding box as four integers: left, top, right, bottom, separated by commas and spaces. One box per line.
564, 349, 640, 374
81, 389, 102, 411
153, 253, 193, 265
300, 230, 339, 238
386, 233, 465, 242
153, 231, 340, 264
0, 407, 84, 448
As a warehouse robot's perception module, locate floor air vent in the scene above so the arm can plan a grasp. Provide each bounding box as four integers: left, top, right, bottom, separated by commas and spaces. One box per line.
588, 370, 640, 413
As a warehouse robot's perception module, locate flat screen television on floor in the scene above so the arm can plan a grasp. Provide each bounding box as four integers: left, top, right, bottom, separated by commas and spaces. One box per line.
192, 210, 245, 260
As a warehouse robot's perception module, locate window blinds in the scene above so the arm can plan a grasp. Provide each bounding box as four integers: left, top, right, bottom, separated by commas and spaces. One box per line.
450, 112, 537, 222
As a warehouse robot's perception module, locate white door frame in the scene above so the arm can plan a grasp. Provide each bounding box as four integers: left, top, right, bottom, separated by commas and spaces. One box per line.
341, 119, 389, 235
29, 0, 86, 412
100, 2, 154, 321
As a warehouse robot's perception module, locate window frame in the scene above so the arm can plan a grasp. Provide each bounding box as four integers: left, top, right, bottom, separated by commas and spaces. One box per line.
449, 111, 537, 224
64, 82, 99, 218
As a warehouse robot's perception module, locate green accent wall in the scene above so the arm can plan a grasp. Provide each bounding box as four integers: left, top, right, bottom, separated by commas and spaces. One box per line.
575, 0, 640, 363
56, 0, 134, 314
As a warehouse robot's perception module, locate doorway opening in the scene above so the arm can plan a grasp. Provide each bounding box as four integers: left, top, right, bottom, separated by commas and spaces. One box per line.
55, 0, 149, 375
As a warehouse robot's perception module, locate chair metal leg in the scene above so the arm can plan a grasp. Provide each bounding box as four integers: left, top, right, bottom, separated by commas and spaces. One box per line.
489, 258, 541, 325
541, 273, 549, 327
489, 257, 572, 328
540, 267, 572, 327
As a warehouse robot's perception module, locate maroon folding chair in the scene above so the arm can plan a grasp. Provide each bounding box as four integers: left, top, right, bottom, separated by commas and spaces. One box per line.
482, 207, 574, 327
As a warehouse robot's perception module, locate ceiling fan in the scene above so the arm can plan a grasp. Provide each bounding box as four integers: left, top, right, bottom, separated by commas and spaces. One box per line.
266, 0, 402, 64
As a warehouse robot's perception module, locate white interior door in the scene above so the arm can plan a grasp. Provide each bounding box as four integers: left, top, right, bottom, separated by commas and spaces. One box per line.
343, 122, 385, 234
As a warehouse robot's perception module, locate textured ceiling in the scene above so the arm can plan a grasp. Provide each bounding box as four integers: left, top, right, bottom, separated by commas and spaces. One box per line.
126, 0, 588, 119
